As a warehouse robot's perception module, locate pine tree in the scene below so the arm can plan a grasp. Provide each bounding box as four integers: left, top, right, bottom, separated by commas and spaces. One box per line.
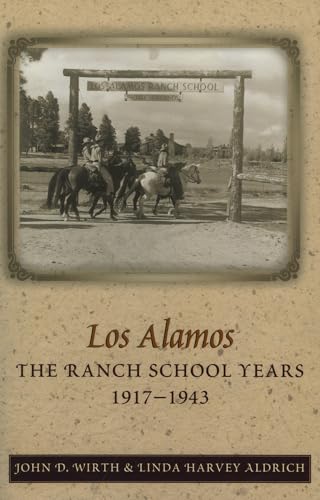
45, 91, 59, 148
99, 114, 117, 150
27, 97, 40, 151
266, 144, 275, 163
21, 48, 47, 62
124, 126, 141, 153
19, 73, 33, 153
34, 91, 60, 152
77, 103, 97, 150
19, 50, 48, 153
20, 88, 31, 153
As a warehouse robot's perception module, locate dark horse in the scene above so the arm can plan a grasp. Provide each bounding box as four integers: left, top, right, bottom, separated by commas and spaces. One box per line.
46, 157, 137, 221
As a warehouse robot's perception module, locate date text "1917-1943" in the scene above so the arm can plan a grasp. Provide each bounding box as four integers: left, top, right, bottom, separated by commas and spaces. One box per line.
113, 390, 209, 405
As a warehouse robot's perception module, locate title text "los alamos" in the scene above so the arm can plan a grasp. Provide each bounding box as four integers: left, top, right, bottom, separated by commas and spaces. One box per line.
86, 317, 235, 350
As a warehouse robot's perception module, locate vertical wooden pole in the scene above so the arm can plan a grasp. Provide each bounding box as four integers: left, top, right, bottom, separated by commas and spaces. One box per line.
168, 132, 175, 160
68, 74, 79, 165
229, 76, 245, 222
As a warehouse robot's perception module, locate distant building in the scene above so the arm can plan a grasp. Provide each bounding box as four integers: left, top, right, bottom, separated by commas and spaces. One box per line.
173, 140, 185, 156
141, 133, 156, 155
185, 143, 193, 157
211, 144, 232, 159
141, 132, 186, 157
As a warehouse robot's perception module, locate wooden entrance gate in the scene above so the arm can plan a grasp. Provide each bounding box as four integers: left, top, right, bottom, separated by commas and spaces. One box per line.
63, 68, 252, 222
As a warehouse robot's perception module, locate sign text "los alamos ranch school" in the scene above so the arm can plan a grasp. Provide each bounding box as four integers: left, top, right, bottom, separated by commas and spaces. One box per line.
87, 80, 224, 93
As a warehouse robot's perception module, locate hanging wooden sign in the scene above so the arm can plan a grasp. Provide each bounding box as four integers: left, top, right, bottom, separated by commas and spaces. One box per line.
124, 93, 182, 102
87, 80, 224, 93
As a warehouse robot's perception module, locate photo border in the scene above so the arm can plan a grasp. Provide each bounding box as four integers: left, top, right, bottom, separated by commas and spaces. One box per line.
6, 36, 301, 282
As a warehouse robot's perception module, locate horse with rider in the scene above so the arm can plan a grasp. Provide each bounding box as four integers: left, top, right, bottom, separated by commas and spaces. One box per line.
119, 142, 201, 219
47, 135, 199, 221
47, 133, 137, 220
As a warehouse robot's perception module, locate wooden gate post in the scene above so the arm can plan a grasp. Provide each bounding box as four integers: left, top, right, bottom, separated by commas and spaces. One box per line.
229, 76, 245, 222
68, 74, 79, 165
168, 132, 175, 160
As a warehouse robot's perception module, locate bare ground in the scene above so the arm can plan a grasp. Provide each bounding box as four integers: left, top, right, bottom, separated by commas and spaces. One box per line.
18, 199, 287, 278
17, 160, 288, 278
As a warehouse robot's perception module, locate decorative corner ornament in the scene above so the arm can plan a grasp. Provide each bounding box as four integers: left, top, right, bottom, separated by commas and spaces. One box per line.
271, 252, 300, 281
7, 37, 37, 66
8, 252, 34, 281
272, 38, 300, 65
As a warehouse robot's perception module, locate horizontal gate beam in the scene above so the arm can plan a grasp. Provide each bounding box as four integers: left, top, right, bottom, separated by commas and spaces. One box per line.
63, 69, 252, 79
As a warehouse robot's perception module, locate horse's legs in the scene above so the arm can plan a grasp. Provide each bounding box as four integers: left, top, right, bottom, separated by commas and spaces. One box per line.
103, 194, 108, 212
122, 179, 139, 211
115, 176, 128, 206
107, 194, 118, 221
137, 194, 148, 219
172, 197, 181, 218
133, 191, 140, 213
89, 194, 99, 218
59, 192, 66, 217
115, 176, 132, 212
152, 195, 161, 215
64, 194, 72, 221
94, 194, 108, 218
70, 191, 80, 220
168, 195, 180, 218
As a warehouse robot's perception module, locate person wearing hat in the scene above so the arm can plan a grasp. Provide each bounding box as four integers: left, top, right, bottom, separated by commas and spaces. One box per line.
90, 133, 104, 166
81, 137, 95, 172
157, 142, 168, 168
91, 133, 114, 196
157, 142, 184, 200
156, 142, 169, 187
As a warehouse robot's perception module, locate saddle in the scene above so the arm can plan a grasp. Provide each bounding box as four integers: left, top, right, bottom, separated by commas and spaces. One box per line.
87, 169, 105, 191
149, 167, 171, 189
163, 176, 171, 188
165, 167, 184, 200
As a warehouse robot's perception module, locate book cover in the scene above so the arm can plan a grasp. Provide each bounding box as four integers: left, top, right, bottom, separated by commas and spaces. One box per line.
0, 2, 319, 499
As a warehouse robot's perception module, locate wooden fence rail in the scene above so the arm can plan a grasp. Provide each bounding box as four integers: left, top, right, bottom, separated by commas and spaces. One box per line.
236, 173, 287, 186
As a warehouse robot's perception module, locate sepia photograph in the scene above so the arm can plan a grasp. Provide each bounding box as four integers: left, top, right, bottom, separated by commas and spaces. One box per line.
13, 40, 295, 278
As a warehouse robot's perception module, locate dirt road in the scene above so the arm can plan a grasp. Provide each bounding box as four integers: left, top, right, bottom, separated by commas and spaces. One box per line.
17, 159, 288, 279
18, 198, 287, 278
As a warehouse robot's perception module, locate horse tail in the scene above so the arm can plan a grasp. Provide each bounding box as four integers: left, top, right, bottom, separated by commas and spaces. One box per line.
54, 168, 72, 206
123, 177, 141, 201
46, 170, 59, 209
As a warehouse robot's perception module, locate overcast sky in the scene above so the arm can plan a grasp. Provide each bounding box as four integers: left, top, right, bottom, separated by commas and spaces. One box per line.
22, 47, 288, 149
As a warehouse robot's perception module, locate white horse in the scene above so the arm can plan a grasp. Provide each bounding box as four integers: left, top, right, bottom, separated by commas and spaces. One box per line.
123, 163, 201, 219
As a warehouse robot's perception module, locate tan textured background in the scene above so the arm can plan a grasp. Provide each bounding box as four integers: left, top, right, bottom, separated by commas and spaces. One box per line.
1, 1, 320, 499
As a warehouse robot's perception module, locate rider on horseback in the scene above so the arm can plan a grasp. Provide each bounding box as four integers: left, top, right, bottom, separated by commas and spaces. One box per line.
82, 137, 95, 171
157, 143, 184, 200
81, 136, 103, 190
91, 133, 115, 197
